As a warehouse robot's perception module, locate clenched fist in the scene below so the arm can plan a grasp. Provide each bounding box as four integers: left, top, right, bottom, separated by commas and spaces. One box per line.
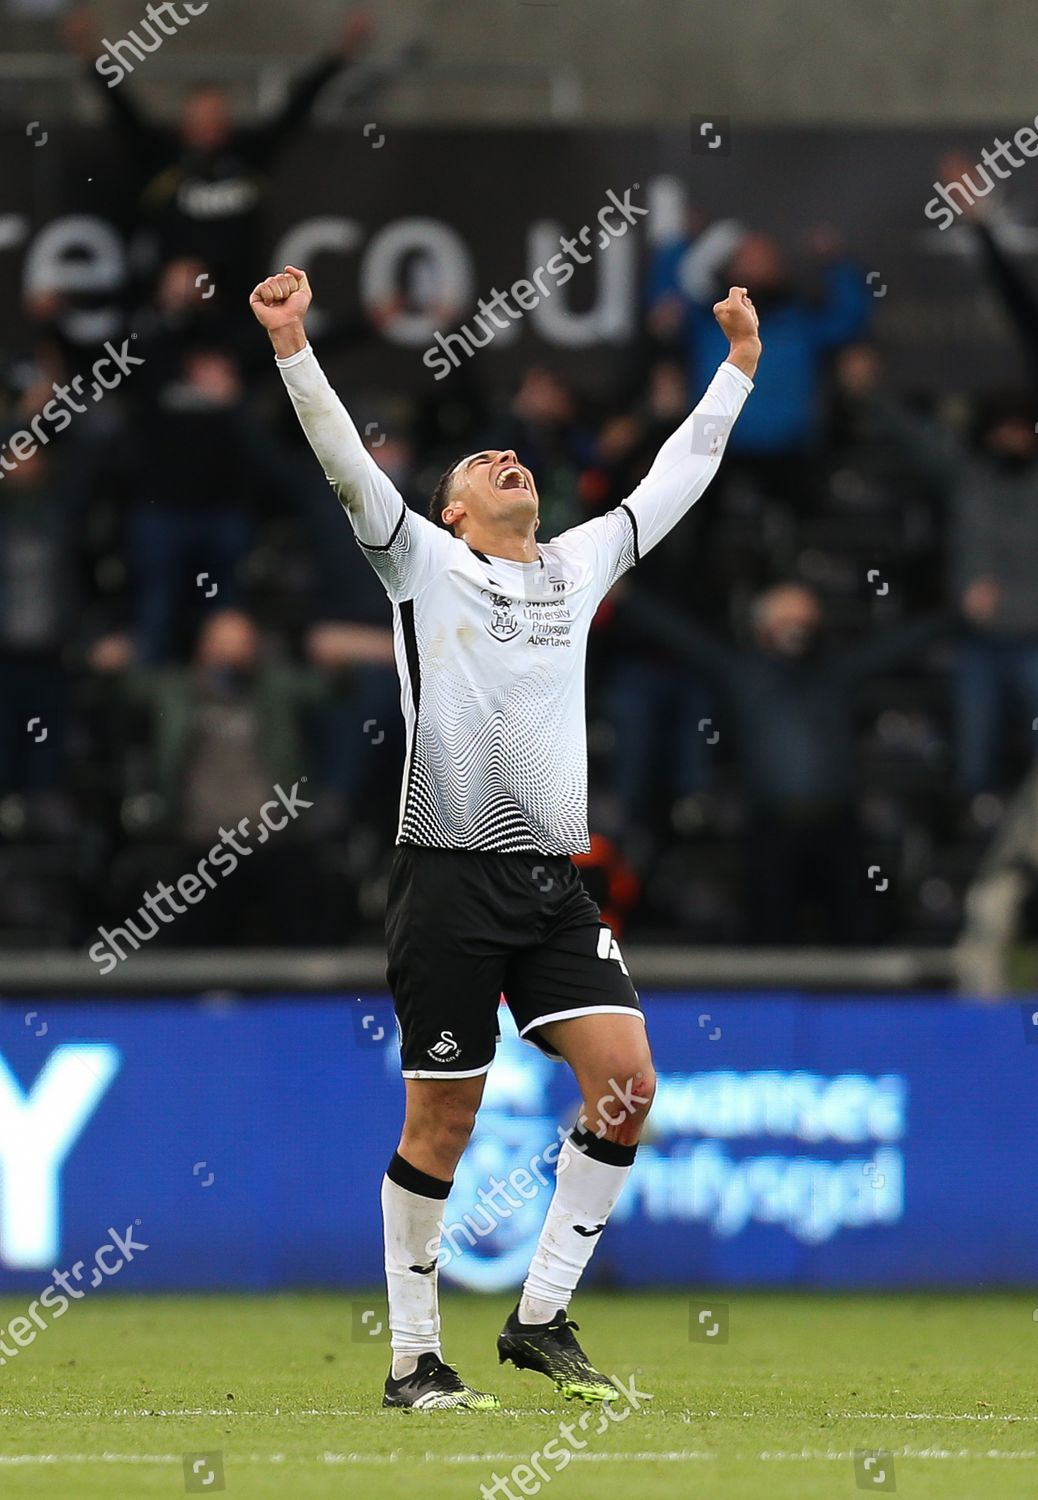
250, 265, 312, 358
712, 285, 762, 378
249, 266, 312, 329
713, 285, 759, 343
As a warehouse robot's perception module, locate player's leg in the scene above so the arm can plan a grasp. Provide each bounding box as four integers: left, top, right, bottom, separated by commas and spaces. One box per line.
500, 911, 650, 1401
522, 1011, 654, 1323
398, 1073, 486, 1178
382, 1078, 503, 1411
382, 1074, 498, 1408
381, 846, 507, 1411
536, 1008, 655, 1143
387, 1075, 485, 1355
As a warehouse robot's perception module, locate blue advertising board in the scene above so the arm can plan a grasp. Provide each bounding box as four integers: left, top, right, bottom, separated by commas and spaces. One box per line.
0, 995, 1034, 1293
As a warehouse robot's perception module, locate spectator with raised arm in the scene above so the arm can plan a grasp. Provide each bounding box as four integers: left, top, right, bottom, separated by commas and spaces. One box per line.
649, 224, 870, 485
62, 7, 373, 297
612, 581, 959, 944
843, 344, 1038, 801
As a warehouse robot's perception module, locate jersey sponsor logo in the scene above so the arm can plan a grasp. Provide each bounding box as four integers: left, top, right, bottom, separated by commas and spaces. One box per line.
480, 590, 523, 643
427, 1029, 461, 1062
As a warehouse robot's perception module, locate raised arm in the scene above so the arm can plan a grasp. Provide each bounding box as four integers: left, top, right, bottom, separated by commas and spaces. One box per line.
244, 14, 373, 159
614, 590, 739, 681
835, 608, 958, 682
550, 288, 759, 595
62, 8, 167, 159
625, 288, 758, 555
250, 265, 453, 600
973, 221, 1038, 386
865, 391, 963, 490
804, 258, 871, 351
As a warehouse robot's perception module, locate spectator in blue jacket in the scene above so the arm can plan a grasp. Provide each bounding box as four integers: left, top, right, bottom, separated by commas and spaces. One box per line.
648, 224, 871, 461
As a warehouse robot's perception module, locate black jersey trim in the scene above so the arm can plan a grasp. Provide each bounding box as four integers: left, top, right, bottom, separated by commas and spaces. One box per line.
398, 597, 422, 828
400, 598, 420, 716
619, 502, 640, 564
468, 546, 545, 571
357, 502, 407, 552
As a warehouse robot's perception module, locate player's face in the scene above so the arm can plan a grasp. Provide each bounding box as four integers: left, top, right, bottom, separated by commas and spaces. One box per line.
443, 450, 539, 534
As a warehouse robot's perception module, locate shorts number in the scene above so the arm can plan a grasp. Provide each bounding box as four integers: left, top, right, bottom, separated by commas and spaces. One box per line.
596, 926, 629, 976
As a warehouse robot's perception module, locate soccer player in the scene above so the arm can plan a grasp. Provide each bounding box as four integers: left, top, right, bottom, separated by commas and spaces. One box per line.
250, 265, 760, 1410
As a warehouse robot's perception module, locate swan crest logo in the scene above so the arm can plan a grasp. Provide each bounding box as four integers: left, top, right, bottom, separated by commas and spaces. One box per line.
427, 1030, 461, 1062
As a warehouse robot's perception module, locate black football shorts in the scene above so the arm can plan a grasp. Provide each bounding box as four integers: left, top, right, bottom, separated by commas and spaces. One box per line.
385, 845, 643, 1078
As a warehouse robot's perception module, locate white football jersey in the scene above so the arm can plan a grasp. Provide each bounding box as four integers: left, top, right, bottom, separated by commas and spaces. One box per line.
277, 346, 752, 855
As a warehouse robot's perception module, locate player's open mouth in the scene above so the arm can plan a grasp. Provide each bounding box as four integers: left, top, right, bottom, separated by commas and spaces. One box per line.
496, 467, 529, 490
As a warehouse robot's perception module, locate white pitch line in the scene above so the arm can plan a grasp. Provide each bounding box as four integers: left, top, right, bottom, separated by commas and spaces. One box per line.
1, 1406, 1037, 1426
831, 1411, 1038, 1423
1, 1406, 1036, 1425
0, 1408, 367, 1419
330, 1449, 1038, 1463
0, 1448, 1036, 1467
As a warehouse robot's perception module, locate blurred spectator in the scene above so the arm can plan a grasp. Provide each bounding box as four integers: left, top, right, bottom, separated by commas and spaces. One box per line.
126, 257, 283, 663
90, 610, 329, 832
89, 609, 347, 942
613, 582, 955, 943
61, 7, 373, 296
304, 609, 400, 837
589, 366, 714, 847
854, 364, 1038, 798
648, 223, 871, 476
957, 762, 1038, 996
0, 444, 92, 829
601, 646, 712, 858
2, 290, 79, 413
4, 86, 1030, 951
586, 360, 694, 510
971, 219, 1038, 392
235, 401, 407, 829
941, 149, 1038, 393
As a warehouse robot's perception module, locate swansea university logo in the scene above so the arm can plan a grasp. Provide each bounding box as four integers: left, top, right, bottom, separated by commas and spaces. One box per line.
480, 589, 522, 643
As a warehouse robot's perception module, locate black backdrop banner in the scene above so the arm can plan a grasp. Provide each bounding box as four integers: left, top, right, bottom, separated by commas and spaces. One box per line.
3, 123, 1036, 396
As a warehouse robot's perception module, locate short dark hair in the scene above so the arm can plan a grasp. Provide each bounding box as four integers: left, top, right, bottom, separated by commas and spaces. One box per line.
428, 461, 463, 534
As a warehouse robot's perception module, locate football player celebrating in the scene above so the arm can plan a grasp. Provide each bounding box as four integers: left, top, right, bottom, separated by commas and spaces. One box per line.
251, 265, 760, 1409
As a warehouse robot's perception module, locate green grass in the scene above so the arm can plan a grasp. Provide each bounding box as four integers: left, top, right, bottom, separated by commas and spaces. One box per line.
0, 1291, 1035, 1498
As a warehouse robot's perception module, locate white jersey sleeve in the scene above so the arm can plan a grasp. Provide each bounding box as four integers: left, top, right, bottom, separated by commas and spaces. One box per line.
550, 359, 753, 598
276, 344, 455, 603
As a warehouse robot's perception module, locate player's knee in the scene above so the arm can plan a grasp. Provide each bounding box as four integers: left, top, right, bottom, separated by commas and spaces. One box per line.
437, 1092, 479, 1145
635, 1063, 657, 1117
583, 1059, 656, 1139
621, 1062, 655, 1124
404, 1086, 478, 1169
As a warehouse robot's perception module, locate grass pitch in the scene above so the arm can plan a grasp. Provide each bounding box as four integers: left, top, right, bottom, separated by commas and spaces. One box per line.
0, 1291, 1035, 1498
